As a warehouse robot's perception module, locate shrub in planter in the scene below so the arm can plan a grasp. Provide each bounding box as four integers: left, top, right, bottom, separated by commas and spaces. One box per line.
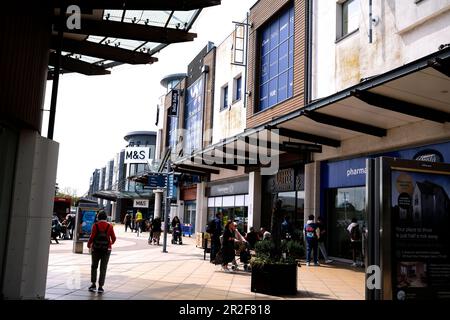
250, 239, 304, 295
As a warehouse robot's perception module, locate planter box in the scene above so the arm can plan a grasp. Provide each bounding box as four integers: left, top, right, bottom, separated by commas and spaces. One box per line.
251, 263, 297, 295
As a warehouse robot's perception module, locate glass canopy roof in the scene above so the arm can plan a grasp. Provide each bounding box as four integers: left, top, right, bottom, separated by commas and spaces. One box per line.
50, 8, 201, 74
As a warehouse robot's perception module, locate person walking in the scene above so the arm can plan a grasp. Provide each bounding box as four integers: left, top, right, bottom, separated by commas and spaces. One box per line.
304, 215, 320, 266
347, 218, 362, 267
316, 217, 333, 264
135, 210, 143, 236
87, 210, 116, 294
124, 212, 132, 232
207, 212, 223, 263
171, 216, 182, 245
150, 217, 162, 245
51, 213, 61, 244
221, 221, 236, 272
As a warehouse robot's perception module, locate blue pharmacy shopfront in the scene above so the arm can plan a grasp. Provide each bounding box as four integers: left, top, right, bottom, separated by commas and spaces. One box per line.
320, 141, 450, 261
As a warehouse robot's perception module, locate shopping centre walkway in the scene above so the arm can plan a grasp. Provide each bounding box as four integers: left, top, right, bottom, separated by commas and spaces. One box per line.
46, 226, 365, 300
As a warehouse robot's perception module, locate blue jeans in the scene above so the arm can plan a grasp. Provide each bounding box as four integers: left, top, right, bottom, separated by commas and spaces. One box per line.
306, 239, 318, 264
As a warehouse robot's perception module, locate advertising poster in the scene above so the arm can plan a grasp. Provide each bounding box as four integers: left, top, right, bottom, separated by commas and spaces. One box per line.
78, 210, 97, 240
391, 169, 450, 300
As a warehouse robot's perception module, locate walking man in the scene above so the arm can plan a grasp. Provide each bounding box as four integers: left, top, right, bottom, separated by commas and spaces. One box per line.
87, 210, 116, 293
124, 212, 132, 232
347, 218, 362, 267
304, 215, 320, 266
135, 209, 143, 236
208, 212, 223, 263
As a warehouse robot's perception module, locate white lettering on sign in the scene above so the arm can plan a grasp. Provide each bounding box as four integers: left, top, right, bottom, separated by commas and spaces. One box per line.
347, 167, 367, 177
124, 147, 151, 164
133, 199, 149, 208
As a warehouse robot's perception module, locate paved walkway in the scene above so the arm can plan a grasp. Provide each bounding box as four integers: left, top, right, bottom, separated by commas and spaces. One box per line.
46, 225, 365, 300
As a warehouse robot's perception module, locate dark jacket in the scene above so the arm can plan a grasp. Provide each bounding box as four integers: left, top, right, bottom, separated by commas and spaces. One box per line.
212, 217, 222, 238
317, 221, 327, 243
222, 227, 235, 264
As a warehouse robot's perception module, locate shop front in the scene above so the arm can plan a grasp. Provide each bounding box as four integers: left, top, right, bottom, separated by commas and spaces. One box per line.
206, 179, 249, 233
321, 141, 450, 261
262, 167, 305, 234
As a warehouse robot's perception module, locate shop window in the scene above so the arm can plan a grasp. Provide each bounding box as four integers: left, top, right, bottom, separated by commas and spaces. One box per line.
167, 114, 178, 150
327, 186, 366, 260
258, 4, 294, 112
337, 0, 360, 40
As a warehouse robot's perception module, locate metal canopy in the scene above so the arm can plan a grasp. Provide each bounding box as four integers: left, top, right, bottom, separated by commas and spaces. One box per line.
173, 47, 450, 172
92, 190, 155, 201
48, 1, 221, 77
53, 0, 221, 11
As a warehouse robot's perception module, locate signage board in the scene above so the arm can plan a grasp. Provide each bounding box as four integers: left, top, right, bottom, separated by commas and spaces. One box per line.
124, 147, 151, 164
168, 89, 179, 116
76, 208, 98, 241
168, 174, 178, 200
368, 157, 450, 300
147, 174, 166, 188
133, 199, 149, 208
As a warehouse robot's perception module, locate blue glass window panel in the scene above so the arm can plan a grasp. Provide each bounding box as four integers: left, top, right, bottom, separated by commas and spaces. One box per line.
288, 68, 294, 98
261, 54, 269, 84
184, 77, 204, 154
269, 49, 278, 79
261, 28, 270, 56
270, 20, 279, 51
279, 40, 289, 73
259, 83, 268, 111
236, 77, 242, 101
268, 78, 278, 107
289, 36, 294, 67
278, 71, 288, 102
289, 6, 295, 37
279, 10, 289, 42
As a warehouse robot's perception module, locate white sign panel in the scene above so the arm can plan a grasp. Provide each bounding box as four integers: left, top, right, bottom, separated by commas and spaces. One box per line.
133, 199, 149, 208
124, 147, 151, 164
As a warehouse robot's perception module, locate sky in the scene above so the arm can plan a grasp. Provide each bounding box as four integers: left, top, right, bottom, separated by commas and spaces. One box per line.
42, 0, 257, 197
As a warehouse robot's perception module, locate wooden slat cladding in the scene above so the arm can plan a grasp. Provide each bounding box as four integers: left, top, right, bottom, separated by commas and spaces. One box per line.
181, 185, 197, 201
246, 0, 306, 129
0, 13, 51, 132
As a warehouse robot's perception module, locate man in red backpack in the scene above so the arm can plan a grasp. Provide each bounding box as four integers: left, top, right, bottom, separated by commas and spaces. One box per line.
87, 210, 116, 293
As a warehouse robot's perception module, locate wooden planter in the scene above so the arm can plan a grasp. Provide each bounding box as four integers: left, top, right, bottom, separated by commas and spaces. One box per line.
251, 263, 297, 295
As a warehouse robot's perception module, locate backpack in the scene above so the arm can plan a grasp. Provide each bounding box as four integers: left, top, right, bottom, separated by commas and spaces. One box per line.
206, 219, 216, 234
93, 223, 110, 252
350, 225, 361, 241
305, 223, 318, 240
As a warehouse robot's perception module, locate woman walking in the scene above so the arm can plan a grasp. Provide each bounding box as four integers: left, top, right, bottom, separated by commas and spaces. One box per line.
221, 221, 236, 272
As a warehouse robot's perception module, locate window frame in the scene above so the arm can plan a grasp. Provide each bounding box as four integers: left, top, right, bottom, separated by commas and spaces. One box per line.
220, 83, 229, 111
256, 3, 295, 113
336, 0, 360, 42
233, 75, 242, 103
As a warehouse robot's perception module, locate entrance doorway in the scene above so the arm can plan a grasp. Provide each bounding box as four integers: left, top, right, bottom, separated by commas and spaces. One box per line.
327, 186, 367, 260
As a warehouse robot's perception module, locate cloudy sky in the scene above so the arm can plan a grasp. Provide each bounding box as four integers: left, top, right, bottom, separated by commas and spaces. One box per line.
42, 0, 257, 196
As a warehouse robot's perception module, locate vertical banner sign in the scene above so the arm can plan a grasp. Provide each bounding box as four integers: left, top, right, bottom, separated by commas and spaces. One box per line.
169, 90, 179, 116
168, 174, 177, 200
387, 159, 450, 300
